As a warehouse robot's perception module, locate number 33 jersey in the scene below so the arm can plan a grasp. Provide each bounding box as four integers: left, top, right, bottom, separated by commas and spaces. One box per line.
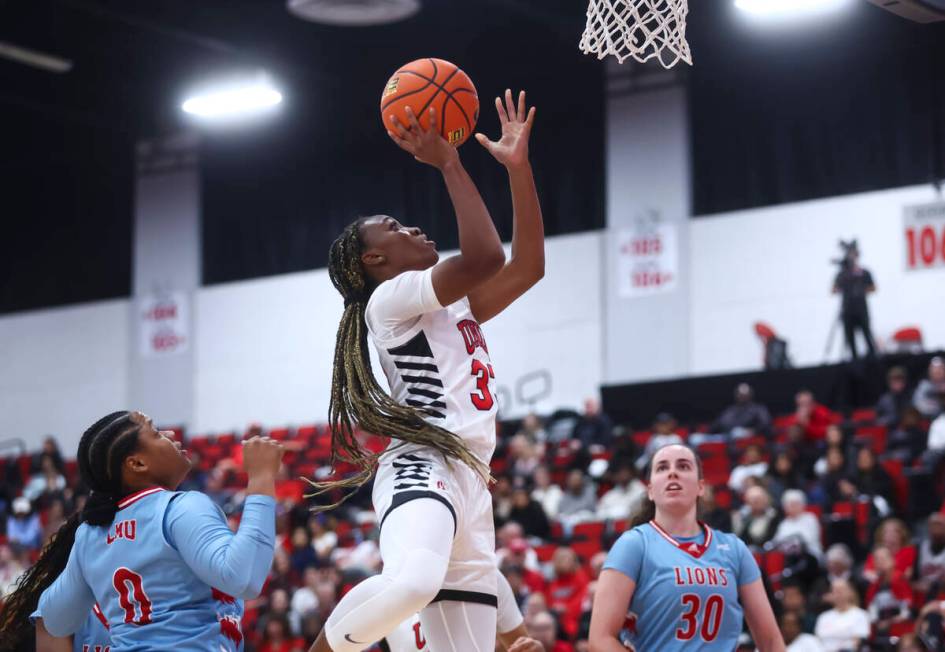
602, 522, 761, 652
366, 268, 498, 464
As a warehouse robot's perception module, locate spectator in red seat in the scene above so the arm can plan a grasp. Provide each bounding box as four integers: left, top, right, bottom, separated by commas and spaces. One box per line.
30, 436, 65, 476
865, 546, 913, 638
510, 539, 548, 594
40, 498, 66, 548
812, 447, 854, 510
780, 610, 823, 652
557, 470, 598, 529
596, 463, 646, 521
814, 579, 871, 652
21, 454, 66, 503
914, 513, 945, 600
571, 398, 614, 453
0, 543, 27, 598
877, 367, 912, 429
728, 444, 769, 494
307, 514, 338, 561
517, 412, 549, 446
924, 392, 945, 471
766, 450, 806, 503
913, 356, 945, 419
711, 383, 773, 440
289, 566, 321, 635
258, 613, 304, 652
700, 484, 733, 533
289, 526, 319, 575
780, 585, 817, 635
527, 610, 574, 652
733, 485, 780, 549
788, 390, 838, 442
509, 434, 543, 482
544, 547, 589, 639
848, 447, 893, 512
502, 561, 534, 611
864, 519, 917, 583
772, 490, 824, 563
497, 522, 541, 571
5, 497, 41, 551
532, 465, 563, 521
494, 475, 515, 524
635, 413, 683, 472
508, 485, 552, 540
887, 406, 928, 463
811, 545, 868, 616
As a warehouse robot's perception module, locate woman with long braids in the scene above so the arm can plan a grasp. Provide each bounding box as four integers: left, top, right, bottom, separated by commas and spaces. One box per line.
310, 89, 544, 652
589, 443, 784, 652
0, 410, 283, 651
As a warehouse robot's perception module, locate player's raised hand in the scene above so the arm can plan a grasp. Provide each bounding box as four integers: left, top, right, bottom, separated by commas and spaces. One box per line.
507, 636, 544, 652
475, 89, 536, 170
242, 436, 285, 478
387, 106, 459, 170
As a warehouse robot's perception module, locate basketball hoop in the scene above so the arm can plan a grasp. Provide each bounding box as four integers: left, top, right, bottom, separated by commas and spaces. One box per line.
580, 0, 692, 69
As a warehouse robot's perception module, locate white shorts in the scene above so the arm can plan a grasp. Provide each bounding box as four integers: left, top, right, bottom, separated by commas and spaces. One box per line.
373, 447, 497, 602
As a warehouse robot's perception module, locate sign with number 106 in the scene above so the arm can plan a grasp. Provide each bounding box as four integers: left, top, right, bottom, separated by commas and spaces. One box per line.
904, 201, 945, 271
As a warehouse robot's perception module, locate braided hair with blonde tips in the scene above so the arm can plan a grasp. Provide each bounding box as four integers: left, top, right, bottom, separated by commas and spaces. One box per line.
306, 217, 491, 512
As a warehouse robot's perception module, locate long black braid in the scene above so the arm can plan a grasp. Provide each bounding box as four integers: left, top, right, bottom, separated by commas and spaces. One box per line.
306, 218, 490, 512
0, 411, 141, 649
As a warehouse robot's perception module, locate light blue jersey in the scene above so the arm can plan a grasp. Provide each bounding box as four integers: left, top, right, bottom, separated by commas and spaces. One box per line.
603, 521, 761, 651
73, 605, 111, 652
37, 487, 274, 651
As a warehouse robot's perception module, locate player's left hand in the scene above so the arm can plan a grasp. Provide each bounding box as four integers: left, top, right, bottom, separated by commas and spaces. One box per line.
507, 636, 544, 652
475, 89, 535, 170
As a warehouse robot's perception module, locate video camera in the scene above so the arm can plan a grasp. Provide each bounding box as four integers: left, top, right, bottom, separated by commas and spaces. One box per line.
832, 239, 859, 270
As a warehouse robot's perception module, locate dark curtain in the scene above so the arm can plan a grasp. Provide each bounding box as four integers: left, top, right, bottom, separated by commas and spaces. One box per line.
0, 102, 133, 314
688, 1, 945, 216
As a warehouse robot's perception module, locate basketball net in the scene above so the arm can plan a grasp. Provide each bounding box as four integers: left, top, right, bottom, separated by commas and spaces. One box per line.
580, 0, 692, 69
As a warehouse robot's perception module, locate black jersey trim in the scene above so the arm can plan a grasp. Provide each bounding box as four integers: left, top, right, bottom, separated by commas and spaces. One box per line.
430, 589, 498, 608
379, 490, 457, 536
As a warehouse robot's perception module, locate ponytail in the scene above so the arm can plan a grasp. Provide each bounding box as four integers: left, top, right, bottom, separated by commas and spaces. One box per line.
0, 411, 140, 649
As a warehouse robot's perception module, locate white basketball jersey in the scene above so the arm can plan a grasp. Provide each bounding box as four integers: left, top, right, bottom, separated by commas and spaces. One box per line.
365, 268, 498, 463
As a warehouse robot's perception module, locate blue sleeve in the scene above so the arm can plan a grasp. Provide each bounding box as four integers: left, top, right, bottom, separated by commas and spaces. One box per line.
602, 529, 645, 583
734, 536, 761, 586
164, 491, 276, 599
36, 534, 95, 636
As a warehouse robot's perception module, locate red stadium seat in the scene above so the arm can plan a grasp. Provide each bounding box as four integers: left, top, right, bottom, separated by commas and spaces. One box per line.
891, 326, 923, 352
573, 521, 606, 542
268, 427, 291, 441
855, 425, 887, 454
296, 424, 319, 443
572, 538, 603, 561
535, 543, 558, 562
632, 431, 651, 449
850, 408, 877, 423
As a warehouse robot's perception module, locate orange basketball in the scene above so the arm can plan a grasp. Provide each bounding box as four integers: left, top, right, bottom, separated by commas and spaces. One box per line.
380, 58, 479, 147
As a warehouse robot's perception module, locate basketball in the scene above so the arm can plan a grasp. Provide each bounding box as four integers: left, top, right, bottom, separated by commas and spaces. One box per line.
380, 58, 479, 147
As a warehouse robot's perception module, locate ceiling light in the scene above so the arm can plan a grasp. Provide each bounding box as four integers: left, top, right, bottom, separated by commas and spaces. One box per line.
734, 0, 851, 17
181, 81, 282, 119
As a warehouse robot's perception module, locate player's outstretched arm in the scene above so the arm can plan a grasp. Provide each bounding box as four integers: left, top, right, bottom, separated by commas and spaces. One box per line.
739, 579, 786, 652
588, 569, 636, 652
468, 89, 544, 324
388, 106, 505, 307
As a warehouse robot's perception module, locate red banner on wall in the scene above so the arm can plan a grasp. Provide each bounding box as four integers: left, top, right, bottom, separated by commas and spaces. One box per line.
904, 201, 945, 271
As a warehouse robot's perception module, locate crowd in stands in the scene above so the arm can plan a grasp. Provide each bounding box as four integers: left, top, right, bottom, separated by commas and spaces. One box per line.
2, 356, 945, 651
